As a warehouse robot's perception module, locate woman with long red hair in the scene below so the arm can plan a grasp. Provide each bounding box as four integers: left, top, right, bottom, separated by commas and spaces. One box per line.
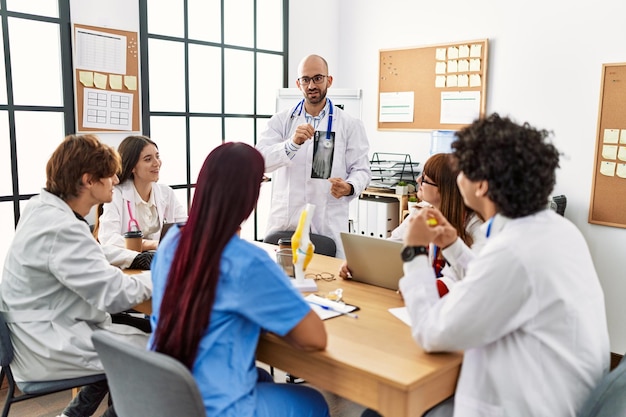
149, 142, 330, 417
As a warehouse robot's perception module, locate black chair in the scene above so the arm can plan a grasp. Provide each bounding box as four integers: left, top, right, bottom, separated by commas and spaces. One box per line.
549, 195, 567, 216
263, 231, 337, 257
577, 352, 626, 417
0, 312, 106, 417
91, 330, 205, 417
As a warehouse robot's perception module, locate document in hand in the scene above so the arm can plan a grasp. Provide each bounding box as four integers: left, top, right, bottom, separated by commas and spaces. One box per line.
305, 294, 359, 320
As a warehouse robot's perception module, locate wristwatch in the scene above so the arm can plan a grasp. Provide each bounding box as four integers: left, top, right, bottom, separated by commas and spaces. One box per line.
401, 245, 429, 262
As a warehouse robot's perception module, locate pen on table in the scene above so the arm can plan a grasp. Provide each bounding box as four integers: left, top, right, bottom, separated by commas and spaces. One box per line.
308, 300, 359, 319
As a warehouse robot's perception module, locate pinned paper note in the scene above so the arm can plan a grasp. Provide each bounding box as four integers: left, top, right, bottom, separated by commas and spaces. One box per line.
435, 61, 446, 74
469, 59, 481, 72
446, 75, 458, 87
602, 145, 618, 160
93, 72, 107, 89
458, 59, 469, 72
124, 75, 137, 91
79, 71, 94, 87
470, 44, 482, 57
458, 45, 470, 58
618, 146, 626, 162
109, 74, 123, 90
447, 60, 458, 73
621, 130, 626, 144
600, 161, 616, 176
457, 74, 469, 87
604, 129, 619, 144
617, 163, 626, 178
435, 75, 446, 88
435, 48, 446, 61
447, 46, 459, 59
469, 74, 481, 87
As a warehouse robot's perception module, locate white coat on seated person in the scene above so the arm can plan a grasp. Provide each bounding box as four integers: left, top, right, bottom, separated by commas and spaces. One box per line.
98, 180, 185, 269
0, 189, 152, 382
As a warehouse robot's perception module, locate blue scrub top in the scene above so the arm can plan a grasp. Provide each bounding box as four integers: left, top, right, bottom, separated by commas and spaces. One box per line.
149, 227, 311, 417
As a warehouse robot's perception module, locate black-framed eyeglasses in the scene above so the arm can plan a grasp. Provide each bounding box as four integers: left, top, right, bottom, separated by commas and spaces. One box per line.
298, 75, 327, 85
418, 173, 438, 187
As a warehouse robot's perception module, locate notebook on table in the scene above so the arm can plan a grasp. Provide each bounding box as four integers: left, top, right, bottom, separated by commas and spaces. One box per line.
340, 232, 404, 290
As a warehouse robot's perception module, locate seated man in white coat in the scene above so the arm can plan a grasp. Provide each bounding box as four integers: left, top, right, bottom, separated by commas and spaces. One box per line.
365, 113, 609, 417
0, 134, 152, 417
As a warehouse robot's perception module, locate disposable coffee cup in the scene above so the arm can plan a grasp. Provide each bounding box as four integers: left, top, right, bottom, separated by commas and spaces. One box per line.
276, 248, 294, 277
123, 230, 143, 252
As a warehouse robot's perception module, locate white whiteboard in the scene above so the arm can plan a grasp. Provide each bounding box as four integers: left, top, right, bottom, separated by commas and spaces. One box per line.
275, 88, 363, 120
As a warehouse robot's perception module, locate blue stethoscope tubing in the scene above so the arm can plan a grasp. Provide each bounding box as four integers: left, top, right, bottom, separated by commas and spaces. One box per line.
290, 99, 334, 147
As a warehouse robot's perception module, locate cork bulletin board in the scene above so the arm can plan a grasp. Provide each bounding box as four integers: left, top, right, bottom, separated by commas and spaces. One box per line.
589, 63, 626, 228
72, 23, 140, 133
378, 39, 488, 131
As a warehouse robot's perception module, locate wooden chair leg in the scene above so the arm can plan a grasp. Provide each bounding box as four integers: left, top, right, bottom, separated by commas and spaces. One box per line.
72, 387, 80, 398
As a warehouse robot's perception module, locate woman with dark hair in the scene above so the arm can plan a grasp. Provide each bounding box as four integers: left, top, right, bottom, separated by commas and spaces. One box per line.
340, 152, 484, 296
150, 142, 330, 417
97, 135, 186, 269
1, 134, 152, 417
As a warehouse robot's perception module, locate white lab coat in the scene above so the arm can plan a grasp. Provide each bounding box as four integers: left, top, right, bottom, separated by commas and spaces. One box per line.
98, 181, 186, 268
256, 103, 371, 258
0, 190, 152, 382
399, 211, 610, 417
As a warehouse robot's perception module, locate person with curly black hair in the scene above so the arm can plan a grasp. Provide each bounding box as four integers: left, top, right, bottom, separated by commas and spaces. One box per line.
385, 113, 609, 417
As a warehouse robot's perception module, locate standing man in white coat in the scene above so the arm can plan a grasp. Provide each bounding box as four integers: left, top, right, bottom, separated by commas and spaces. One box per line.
364, 113, 608, 417
1, 134, 152, 417
256, 54, 371, 259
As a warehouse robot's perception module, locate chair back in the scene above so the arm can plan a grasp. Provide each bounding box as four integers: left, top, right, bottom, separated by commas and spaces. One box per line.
0, 313, 14, 367
577, 353, 626, 417
263, 231, 337, 257
91, 331, 205, 417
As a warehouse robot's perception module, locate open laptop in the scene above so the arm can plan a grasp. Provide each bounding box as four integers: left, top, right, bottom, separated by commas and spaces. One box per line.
340, 232, 404, 290
159, 220, 186, 242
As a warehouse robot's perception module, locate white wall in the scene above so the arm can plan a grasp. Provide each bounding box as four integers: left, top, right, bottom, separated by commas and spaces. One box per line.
67, 0, 626, 353
292, 1, 626, 353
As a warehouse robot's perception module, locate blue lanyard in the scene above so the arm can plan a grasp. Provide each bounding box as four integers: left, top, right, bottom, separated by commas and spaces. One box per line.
485, 216, 495, 238
290, 99, 334, 140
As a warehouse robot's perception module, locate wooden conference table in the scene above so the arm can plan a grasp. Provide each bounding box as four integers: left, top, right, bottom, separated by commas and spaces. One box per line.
132, 243, 462, 416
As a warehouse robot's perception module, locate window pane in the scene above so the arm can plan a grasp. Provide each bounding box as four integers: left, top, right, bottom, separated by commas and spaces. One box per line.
147, 0, 184, 38
0, 28, 7, 105
188, 0, 221, 42
257, 0, 283, 51
189, 44, 222, 113
9, 18, 62, 106
0, 112, 11, 195
190, 117, 222, 183
224, 49, 254, 114
225, 117, 254, 146
224, 0, 253, 48
173, 188, 189, 215
149, 116, 187, 185
15, 111, 64, 195
6, 0, 58, 17
0, 202, 17, 270
148, 39, 186, 112
256, 53, 283, 115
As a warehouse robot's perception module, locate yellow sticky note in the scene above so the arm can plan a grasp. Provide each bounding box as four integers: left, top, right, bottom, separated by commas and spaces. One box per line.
93, 72, 107, 89
600, 161, 616, 177
109, 74, 123, 90
79, 71, 94, 87
124, 75, 137, 91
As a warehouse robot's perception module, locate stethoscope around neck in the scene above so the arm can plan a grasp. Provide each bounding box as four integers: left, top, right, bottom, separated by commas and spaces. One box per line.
290, 99, 334, 148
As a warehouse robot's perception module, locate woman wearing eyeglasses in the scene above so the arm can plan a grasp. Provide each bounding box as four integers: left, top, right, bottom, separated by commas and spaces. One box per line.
340, 152, 484, 296
150, 142, 330, 417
